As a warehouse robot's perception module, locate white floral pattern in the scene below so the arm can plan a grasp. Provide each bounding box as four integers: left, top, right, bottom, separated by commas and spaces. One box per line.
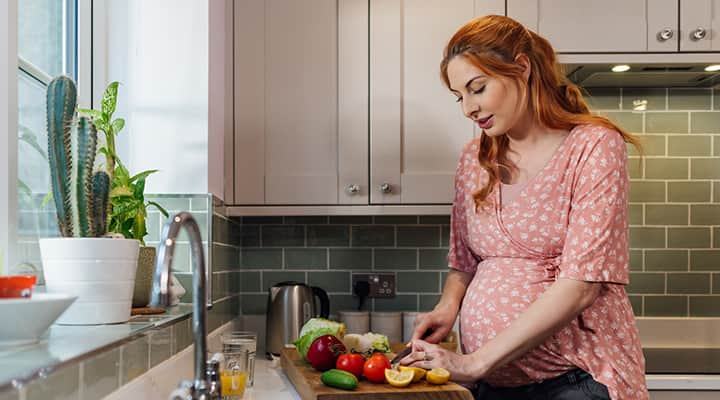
448, 125, 648, 399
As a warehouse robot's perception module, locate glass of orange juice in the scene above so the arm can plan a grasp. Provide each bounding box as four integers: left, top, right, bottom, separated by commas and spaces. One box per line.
209, 349, 249, 399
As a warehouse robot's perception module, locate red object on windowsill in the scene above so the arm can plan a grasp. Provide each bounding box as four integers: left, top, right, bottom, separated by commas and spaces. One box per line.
0, 275, 37, 298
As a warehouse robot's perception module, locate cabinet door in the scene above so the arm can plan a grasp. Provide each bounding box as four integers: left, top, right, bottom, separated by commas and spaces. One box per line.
680, 0, 720, 51
508, 0, 649, 52
370, 0, 501, 204
234, 0, 368, 205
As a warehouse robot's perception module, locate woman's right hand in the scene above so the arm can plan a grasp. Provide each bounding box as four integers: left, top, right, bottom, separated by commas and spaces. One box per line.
411, 304, 458, 344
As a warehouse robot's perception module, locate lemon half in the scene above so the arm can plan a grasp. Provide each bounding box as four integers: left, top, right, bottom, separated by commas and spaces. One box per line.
384, 368, 414, 387
398, 366, 426, 382
426, 368, 450, 385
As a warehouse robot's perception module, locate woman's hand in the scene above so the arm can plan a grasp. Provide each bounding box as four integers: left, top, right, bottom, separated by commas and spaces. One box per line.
411, 304, 457, 344
399, 339, 487, 383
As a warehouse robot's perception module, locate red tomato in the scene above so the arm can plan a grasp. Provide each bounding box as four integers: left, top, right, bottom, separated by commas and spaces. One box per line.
336, 353, 365, 379
306, 335, 347, 371
363, 352, 390, 383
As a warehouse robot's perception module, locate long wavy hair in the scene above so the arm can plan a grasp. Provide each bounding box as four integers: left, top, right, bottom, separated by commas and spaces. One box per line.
440, 15, 641, 209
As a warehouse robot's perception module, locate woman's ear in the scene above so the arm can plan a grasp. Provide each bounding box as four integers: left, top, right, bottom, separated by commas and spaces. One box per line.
515, 54, 531, 82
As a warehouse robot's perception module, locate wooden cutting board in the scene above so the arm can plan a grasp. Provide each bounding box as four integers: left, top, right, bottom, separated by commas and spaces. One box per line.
280, 347, 474, 400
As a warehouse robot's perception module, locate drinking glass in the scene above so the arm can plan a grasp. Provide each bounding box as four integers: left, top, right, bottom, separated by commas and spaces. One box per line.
208, 349, 249, 399
221, 331, 257, 387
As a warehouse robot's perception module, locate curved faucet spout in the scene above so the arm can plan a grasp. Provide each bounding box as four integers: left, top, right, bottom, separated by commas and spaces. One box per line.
150, 211, 210, 395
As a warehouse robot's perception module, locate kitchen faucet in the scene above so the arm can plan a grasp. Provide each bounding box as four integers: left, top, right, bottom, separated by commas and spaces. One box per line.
150, 212, 220, 400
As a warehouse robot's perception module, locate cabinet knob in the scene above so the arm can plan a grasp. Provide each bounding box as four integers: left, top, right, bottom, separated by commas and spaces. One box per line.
345, 184, 360, 195
691, 27, 707, 41
379, 183, 393, 194
657, 28, 674, 42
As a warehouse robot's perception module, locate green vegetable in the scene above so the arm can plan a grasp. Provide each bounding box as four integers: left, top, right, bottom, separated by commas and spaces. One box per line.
342, 332, 391, 355
295, 328, 334, 361
320, 369, 358, 390
294, 318, 346, 361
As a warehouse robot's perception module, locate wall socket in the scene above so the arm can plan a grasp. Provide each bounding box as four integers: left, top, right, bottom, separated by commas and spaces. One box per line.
352, 273, 396, 298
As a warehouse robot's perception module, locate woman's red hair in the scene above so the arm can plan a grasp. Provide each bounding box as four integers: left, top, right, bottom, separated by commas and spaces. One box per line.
440, 15, 641, 209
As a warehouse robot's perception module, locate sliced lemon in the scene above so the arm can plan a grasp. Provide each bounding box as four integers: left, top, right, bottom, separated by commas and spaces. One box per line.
398, 366, 426, 382
426, 368, 450, 385
384, 368, 414, 388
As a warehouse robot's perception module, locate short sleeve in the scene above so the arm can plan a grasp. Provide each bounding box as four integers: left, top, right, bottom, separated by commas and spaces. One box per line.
558, 129, 630, 284
447, 142, 482, 274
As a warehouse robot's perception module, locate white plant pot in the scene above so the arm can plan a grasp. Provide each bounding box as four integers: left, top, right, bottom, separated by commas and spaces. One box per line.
39, 238, 140, 325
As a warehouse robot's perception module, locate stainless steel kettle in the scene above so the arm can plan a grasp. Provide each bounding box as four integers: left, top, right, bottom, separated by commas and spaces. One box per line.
265, 281, 329, 356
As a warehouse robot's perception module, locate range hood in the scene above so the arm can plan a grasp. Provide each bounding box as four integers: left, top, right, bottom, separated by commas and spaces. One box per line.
559, 53, 720, 88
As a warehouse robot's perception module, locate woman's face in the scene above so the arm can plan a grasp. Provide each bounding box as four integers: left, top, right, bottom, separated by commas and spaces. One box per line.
446, 56, 527, 137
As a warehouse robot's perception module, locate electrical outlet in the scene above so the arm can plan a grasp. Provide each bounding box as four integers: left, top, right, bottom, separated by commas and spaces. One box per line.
352, 273, 396, 298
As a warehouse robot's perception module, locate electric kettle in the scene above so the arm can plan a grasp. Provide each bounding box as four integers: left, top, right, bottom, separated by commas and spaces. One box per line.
265, 281, 330, 356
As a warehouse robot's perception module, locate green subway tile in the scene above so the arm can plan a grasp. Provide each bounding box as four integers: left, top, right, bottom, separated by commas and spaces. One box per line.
212, 274, 229, 301
635, 135, 665, 156
691, 112, 720, 133
397, 226, 440, 247
629, 181, 665, 202
397, 272, 439, 293
668, 135, 712, 156
715, 182, 720, 202
241, 294, 267, 314
646, 112, 688, 133
374, 215, 418, 224
628, 204, 643, 225
603, 111, 643, 133
330, 216, 373, 224
212, 215, 229, 244
375, 249, 418, 269
308, 271, 350, 293
689, 296, 720, 316
307, 225, 349, 247
191, 196, 210, 211
213, 244, 239, 272
441, 226, 450, 247
419, 249, 449, 269
629, 250, 643, 271
329, 294, 369, 315
668, 181, 711, 202
691, 158, 720, 179
149, 326, 172, 367
669, 89, 712, 110
175, 274, 193, 303
146, 212, 161, 243
714, 274, 720, 294
668, 227, 711, 248
194, 212, 209, 241
716, 136, 720, 156
645, 250, 688, 271
627, 158, 643, 179
284, 216, 328, 224
83, 348, 120, 399
241, 248, 282, 269
715, 89, 720, 111
174, 318, 193, 353
240, 225, 260, 247
373, 295, 418, 312
628, 295, 642, 316
243, 216, 282, 224
170, 242, 190, 273
646, 205, 688, 226
690, 250, 720, 271
644, 295, 688, 316
149, 197, 191, 211
329, 249, 372, 269
667, 273, 710, 294
645, 158, 688, 179
263, 271, 305, 291
691, 204, 720, 225
240, 271, 261, 292
285, 248, 327, 269
627, 273, 665, 294
585, 88, 621, 110
419, 215, 451, 224
715, 227, 720, 248
623, 88, 666, 111
629, 227, 665, 249
26, 364, 80, 400
419, 294, 441, 311
228, 271, 241, 295
352, 226, 395, 247
261, 225, 305, 247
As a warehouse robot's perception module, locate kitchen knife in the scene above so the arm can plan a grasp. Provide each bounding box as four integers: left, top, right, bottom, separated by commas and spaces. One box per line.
389, 328, 433, 369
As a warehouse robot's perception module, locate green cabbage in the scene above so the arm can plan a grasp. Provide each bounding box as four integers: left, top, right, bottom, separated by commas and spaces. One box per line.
294, 318, 346, 360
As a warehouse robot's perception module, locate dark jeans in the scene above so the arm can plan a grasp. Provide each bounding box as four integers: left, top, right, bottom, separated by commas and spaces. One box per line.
472, 369, 611, 400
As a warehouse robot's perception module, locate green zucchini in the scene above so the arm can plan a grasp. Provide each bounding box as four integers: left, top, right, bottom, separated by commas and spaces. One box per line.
320, 369, 358, 390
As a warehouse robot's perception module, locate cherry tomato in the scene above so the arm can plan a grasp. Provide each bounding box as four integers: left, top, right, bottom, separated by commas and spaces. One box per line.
363, 352, 391, 383
336, 352, 365, 379
306, 335, 347, 372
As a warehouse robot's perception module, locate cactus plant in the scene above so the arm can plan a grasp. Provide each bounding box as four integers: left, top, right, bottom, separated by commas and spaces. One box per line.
46, 75, 110, 238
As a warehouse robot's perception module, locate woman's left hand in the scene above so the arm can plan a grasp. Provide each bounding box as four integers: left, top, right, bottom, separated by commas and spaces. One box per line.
398, 339, 485, 383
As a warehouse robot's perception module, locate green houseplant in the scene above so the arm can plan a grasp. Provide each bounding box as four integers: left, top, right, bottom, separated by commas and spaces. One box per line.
39, 75, 140, 325
79, 82, 168, 307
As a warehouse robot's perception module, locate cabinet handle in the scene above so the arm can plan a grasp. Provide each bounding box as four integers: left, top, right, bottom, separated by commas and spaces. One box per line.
657, 28, 674, 42
345, 184, 360, 195
379, 183, 393, 194
691, 27, 707, 41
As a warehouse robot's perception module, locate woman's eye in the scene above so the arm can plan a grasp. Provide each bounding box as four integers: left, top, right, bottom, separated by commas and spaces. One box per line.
472, 86, 486, 94
455, 96, 463, 103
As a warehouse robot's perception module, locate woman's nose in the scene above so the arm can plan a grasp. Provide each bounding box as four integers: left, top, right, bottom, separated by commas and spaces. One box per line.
462, 99, 479, 119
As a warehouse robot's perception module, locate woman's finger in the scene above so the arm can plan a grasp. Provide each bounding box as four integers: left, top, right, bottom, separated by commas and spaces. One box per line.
411, 318, 433, 342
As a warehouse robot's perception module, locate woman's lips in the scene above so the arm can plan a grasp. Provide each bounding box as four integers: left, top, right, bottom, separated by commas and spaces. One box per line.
477, 115, 494, 129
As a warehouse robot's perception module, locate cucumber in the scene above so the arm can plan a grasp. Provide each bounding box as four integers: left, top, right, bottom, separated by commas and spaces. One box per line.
320, 369, 358, 390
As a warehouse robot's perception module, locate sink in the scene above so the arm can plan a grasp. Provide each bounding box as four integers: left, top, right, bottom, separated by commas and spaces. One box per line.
643, 348, 720, 374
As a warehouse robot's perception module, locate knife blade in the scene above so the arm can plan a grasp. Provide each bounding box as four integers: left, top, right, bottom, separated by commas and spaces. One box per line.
390, 345, 413, 369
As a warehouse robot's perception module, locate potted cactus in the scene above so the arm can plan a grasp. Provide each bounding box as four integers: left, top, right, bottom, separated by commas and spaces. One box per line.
38, 76, 140, 325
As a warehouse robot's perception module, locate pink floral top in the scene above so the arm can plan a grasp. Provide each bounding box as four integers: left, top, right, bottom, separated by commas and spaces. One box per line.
448, 125, 648, 399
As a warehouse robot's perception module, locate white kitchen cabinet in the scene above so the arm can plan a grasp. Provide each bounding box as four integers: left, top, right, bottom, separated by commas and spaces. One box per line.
369, 0, 503, 204
233, 0, 368, 205
680, 0, 720, 51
